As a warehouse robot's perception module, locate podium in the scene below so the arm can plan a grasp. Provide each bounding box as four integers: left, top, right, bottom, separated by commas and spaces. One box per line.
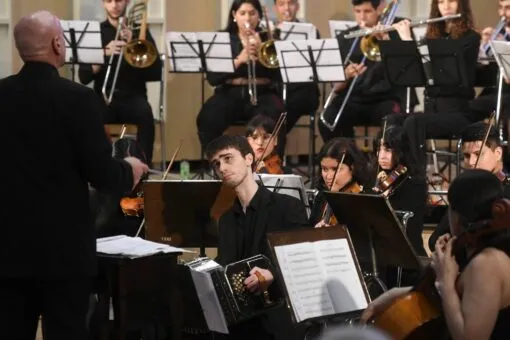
142, 180, 223, 257
60, 20, 103, 82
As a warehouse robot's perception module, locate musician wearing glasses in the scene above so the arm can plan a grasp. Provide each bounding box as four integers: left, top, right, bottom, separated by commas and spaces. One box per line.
196, 0, 284, 154
318, 0, 415, 142
391, 0, 480, 178
78, 0, 162, 167
272, 0, 320, 134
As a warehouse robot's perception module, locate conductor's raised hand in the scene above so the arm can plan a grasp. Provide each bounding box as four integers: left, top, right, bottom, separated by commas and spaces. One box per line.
124, 156, 149, 190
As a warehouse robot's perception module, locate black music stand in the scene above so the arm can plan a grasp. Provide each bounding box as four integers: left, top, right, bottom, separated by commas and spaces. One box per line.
60, 20, 103, 82
143, 180, 223, 257
279, 22, 317, 41
275, 38, 346, 179
323, 192, 421, 287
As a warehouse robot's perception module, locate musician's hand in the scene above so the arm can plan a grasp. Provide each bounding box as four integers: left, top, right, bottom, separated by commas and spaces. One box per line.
431, 236, 459, 294
360, 287, 411, 324
434, 233, 452, 252
314, 220, 330, 229
392, 20, 413, 41
105, 40, 126, 56
124, 156, 149, 189
244, 267, 274, 293
345, 63, 367, 80
505, 76, 510, 85
91, 65, 102, 74
372, 24, 390, 41
246, 32, 261, 59
120, 26, 133, 42
481, 26, 494, 44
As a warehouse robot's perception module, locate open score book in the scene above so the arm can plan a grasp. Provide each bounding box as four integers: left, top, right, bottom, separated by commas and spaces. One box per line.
273, 238, 368, 322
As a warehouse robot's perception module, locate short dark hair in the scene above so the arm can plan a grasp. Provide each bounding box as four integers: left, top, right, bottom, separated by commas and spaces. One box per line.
461, 122, 501, 149
205, 135, 255, 162
246, 114, 276, 137
448, 169, 504, 227
351, 0, 381, 8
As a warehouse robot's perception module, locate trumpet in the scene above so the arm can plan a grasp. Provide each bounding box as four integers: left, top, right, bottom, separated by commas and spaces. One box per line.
101, 0, 157, 105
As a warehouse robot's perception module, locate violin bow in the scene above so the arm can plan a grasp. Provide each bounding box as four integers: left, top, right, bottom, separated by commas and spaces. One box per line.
119, 124, 128, 139
373, 119, 388, 188
253, 112, 287, 172
474, 111, 497, 169
135, 140, 183, 238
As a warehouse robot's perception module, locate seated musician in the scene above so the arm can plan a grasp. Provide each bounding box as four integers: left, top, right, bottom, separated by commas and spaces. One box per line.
361, 169, 510, 339
310, 138, 371, 228
429, 121, 510, 251
197, 0, 284, 153
318, 0, 416, 142
371, 125, 427, 256
246, 114, 293, 174
78, 0, 162, 166
272, 0, 320, 133
205, 135, 308, 340
391, 0, 481, 177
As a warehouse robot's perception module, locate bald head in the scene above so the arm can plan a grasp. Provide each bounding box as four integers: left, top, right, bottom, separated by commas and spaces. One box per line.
14, 10, 65, 67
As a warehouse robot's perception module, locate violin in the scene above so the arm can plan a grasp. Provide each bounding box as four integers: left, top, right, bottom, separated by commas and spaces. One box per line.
257, 153, 284, 174
120, 195, 144, 217
322, 181, 362, 226
373, 164, 408, 197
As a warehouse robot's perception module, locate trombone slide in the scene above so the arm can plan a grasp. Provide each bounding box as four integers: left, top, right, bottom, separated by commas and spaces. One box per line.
102, 17, 125, 105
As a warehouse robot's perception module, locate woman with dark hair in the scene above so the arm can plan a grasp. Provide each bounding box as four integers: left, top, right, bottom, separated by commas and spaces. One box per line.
390, 0, 481, 177
196, 0, 284, 152
361, 169, 510, 339
371, 125, 427, 256
310, 138, 371, 228
245, 114, 292, 174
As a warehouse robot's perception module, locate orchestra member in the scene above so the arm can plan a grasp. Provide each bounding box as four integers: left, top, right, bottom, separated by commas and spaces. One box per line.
371, 125, 427, 256
0, 11, 148, 339
197, 0, 284, 153
246, 114, 293, 174
361, 169, 510, 339
429, 121, 510, 251
318, 0, 416, 142
206, 135, 308, 340
79, 0, 162, 166
392, 0, 480, 177
310, 138, 371, 228
272, 0, 320, 133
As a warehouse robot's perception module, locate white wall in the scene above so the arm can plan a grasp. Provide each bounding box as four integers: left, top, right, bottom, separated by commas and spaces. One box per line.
0, 0, 11, 78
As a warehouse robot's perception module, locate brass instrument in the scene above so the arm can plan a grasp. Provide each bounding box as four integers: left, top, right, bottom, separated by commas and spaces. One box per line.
481, 16, 508, 58
258, 6, 279, 69
345, 13, 462, 62
244, 21, 258, 105
101, 0, 157, 104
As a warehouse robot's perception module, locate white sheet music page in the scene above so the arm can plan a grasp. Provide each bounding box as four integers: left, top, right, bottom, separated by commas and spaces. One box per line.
279, 22, 317, 41
274, 242, 335, 322
490, 40, 510, 79
328, 20, 357, 38
314, 239, 368, 314
274, 39, 345, 83
60, 20, 103, 64
197, 32, 235, 73
166, 32, 202, 72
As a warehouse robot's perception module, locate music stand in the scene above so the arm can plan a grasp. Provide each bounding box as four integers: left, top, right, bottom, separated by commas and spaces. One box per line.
60, 20, 103, 82
254, 174, 311, 217
328, 20, 357, 39
143, 179, 223, 257
166, 31, 235, 178
489, 40, 510, 142
323, 192, 421, 286
279, 22, 317, 41
274, 38, 345, 179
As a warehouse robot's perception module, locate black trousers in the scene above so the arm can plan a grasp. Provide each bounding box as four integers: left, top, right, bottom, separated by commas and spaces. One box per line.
0, 277, 91, 340
318, 95, 401, 142
196, 85, 284, 151
399, 96, 477, 177
284, 84, 320, 133
107, 92, 155, 165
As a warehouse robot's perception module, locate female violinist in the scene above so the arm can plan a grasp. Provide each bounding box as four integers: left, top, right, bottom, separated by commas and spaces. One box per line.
246, 114, 292, 174
309, 138, 371, 229
371, 125, 428, 257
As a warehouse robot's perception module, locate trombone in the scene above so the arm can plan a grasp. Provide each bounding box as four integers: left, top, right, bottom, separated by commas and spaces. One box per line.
319, 0, 400, 132
481, 16, 508, 58
245, 21, 258, 106
101, 0, 158, 105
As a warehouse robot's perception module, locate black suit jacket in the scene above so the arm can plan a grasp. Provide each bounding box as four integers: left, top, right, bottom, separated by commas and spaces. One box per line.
0, 62, 134, 278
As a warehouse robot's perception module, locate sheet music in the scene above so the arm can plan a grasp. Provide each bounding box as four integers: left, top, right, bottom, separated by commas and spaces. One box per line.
190, 269, 229, 334
328, 20, 356, 38
60, 20, 103, 64
274, 239, 367, 322
279, 22, 317, 41
275, 39, 345, 83
490, 40, 510, 79
96, 235, 191, 258
166, 31, 234, 73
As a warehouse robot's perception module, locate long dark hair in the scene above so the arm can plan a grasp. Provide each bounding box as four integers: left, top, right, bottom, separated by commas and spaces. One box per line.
426, 0, 474, 39
315, 138, 371, 191
223, 0, 263, 34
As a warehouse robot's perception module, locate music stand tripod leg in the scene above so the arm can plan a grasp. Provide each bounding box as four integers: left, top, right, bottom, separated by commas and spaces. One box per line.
364, 228, 388, 296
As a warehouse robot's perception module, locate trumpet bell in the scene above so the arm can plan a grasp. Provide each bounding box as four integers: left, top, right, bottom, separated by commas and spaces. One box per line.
360, 35, 381, 62
123, 39, 158, 68
258, 40, 279, 69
